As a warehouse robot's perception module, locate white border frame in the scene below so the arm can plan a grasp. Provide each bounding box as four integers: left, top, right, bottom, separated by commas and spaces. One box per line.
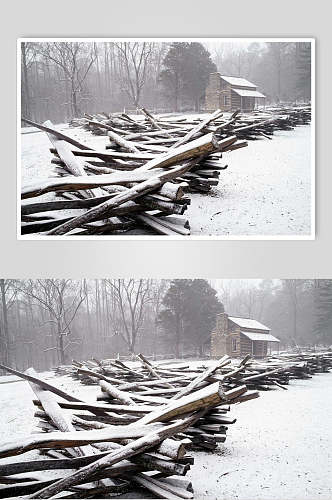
17, 37, 315, 241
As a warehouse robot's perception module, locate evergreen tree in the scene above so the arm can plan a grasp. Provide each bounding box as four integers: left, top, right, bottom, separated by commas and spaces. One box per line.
158, 279, 223, 357
313, 280, 332, 344
296, 42, 311, 101
182, 279, 224, 356
160, 42, 217, 111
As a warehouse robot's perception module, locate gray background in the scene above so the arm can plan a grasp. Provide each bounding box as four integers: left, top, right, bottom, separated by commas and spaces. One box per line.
1, 0, 330, 279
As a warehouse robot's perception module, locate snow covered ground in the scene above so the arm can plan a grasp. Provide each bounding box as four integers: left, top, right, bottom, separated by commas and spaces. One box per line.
188, 125, 312, 236
20, 121, 312, 237
0, 369, 331, 499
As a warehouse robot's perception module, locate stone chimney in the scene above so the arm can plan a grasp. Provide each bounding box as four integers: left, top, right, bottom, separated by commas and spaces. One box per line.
205, 73, 221, 111
210, 312, 228, 358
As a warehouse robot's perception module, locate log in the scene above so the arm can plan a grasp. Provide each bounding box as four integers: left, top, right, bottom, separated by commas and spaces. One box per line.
21, 194, 115, 215
29, 413, 201, 498
0, 423, 165, 458
0, 364, 83, 403
99, 380, 135, 405
48, 160, 199, 235
135, 213, 190, 236
21, 169, 165, 199
170, 109, 223, 149
43, 121, 89, 178
137, 353, 175, 388
21, 118, 92, 150
136, 382, 227, 425
140, 108, 173, 138
25, 368, 85, 458
107, 129, 140, 153
32, 399, 152, 414
171, 356, 230, 400
139, 133, 219, 171
0, 452, 111, 476
131, 472, 189, 499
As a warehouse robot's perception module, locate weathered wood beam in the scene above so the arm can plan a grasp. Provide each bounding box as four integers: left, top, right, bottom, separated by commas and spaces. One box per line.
48, 160, 199, 235
29, 413, 200, 498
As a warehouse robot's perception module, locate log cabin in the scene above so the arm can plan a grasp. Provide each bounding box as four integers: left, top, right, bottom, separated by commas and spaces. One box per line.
210, 312, 280, 359
206, 73, 266, 112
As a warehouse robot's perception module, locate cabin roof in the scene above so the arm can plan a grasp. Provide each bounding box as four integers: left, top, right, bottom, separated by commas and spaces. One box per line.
232, 88, 266, 98
228, 316, 270, 331
240, 331, 280, 342
219, 75, 257, 88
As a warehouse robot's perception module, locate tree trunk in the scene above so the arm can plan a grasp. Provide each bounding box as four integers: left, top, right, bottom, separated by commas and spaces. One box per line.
57, 321, 66, 365
21, 42, 31, 119
175, 312, 180, 358
0, 280, 10, 366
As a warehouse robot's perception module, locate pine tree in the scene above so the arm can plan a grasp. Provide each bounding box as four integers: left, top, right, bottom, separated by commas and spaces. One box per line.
159, 42, 217, 111
296, 42, 311, 101
182, 279, 224, 356
158, 279, 223, 357
313, 280, 332, 344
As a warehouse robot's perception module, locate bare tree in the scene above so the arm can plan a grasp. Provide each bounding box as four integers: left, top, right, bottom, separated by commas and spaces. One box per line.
0, 280, 17, 366
105, 279, 152, 353
21, 42, 37, 119
114, 42, 155, 108
35, 42, 96, 117
17, 280, 85, 364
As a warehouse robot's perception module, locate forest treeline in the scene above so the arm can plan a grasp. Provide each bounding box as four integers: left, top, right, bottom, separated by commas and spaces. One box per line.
0, 279, 330, 372
21, 41, 311, 124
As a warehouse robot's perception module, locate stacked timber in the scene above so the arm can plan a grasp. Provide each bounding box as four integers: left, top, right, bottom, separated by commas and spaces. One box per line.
21, 109, 244, 236
21, 104, 311, 236
0, 358, 258, 499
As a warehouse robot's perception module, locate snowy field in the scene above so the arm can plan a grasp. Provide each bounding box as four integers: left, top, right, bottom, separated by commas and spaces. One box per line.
20, 120, 312, 237
188, 125, 312, 236
0, 368, 331, 500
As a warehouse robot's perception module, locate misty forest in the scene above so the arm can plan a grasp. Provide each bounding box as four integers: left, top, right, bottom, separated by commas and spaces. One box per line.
0, 279, 330, 372
21, 41, 311, 123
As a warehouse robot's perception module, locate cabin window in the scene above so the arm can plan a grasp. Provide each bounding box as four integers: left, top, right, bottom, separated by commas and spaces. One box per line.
232, 338, 237, 351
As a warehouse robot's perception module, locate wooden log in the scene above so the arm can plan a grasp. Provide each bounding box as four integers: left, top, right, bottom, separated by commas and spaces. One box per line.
0, 423, 165, 458
48, 160, 199, 235
29, 413, 200, 498
59, 148, 155, 161
25, 368, 85, 458
21, 194, 116, 215
137, 353, 175, 388
99, 380, 135, 405
93, 443, 191, 476
131, 472, 191, 499
43, 121, 89, 178
0, 464, 138, 498
139, 132, 219, 171
76, 367, 121, 385
21, 217, 75, 234
171, 356, 231, 400
0, 364, 83, 403
136, 382, 228, 425
140, 108, 173, 138
0, 451, 111, 476
21, 169, 165, 199
107, 129, 140, 153
118, 376, 186, 391
135, 214, 190, 236
32, 399, 151, 414
170, 109, 223, 149
21, 118, 92, 150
